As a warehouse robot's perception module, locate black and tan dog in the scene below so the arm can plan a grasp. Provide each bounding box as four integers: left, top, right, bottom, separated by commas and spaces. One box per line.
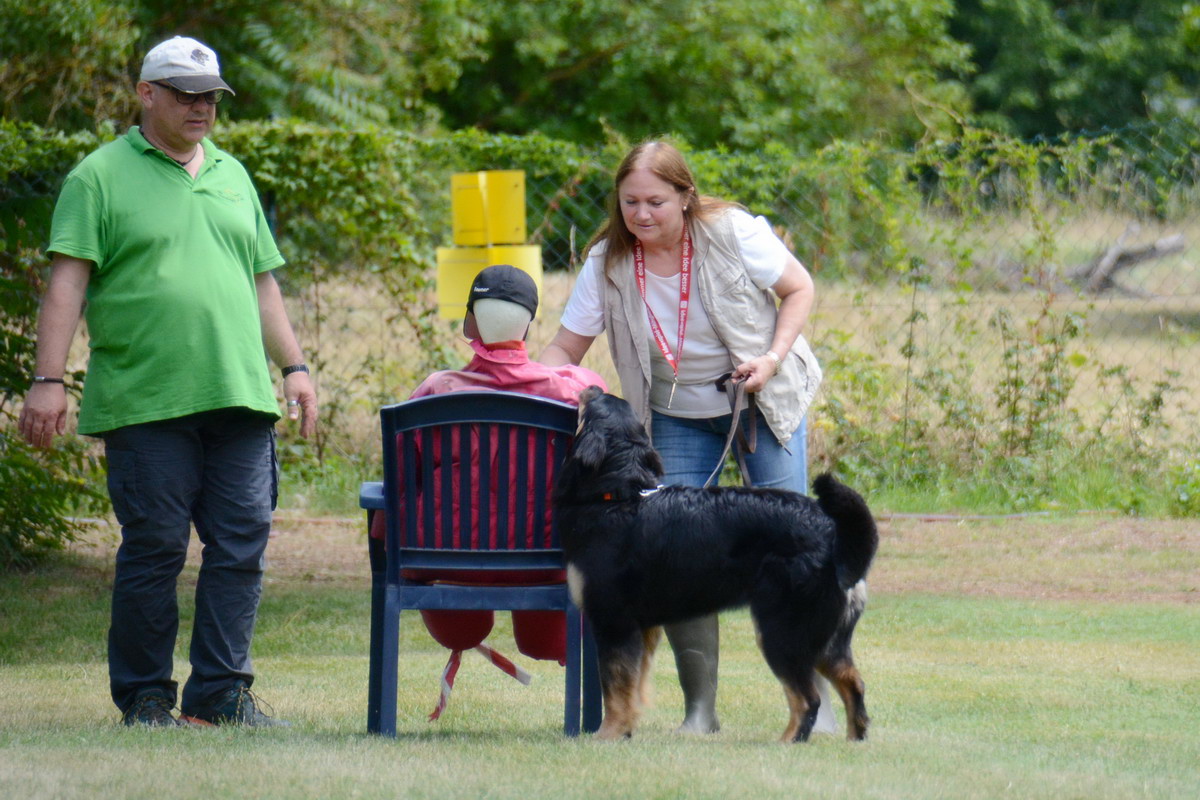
554, 387, 878, 742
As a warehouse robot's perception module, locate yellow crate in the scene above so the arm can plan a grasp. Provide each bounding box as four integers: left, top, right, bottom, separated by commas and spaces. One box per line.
451, 170, 526, 246
436, 245, 542, 320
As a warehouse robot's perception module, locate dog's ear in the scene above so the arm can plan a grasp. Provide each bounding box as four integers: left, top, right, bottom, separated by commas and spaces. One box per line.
571, 426, 609, 471
642, 446, 664, 479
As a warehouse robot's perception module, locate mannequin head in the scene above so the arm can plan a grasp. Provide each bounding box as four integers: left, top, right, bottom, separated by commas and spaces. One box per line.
463, 265, 539, 344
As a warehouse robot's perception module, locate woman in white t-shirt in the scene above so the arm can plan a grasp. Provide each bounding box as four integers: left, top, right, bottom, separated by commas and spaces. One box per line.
541, 141, 832, 736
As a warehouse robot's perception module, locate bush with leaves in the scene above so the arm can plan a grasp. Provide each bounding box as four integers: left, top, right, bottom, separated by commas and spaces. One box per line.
2, 121, 114, 565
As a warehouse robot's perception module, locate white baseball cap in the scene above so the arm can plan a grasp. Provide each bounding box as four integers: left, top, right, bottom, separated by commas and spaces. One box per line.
140, 36, 234, 94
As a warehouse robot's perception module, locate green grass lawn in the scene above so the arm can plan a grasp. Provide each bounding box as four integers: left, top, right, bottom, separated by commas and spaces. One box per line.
1, 514, 1197, 800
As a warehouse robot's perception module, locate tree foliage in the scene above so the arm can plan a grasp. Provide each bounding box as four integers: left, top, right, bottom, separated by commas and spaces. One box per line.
4, 1, 1196, 143
1, 0, 973, 148
0, 0, 140, 129
434, 0, 971, 150
950, 0, 1200, 138
0, 0, 486, 131
130, 0, 486, 128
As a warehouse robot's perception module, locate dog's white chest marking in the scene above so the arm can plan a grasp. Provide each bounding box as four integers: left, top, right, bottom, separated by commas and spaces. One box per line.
567, 564, 586, 608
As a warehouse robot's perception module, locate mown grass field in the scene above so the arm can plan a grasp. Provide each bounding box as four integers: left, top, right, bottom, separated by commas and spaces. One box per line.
15, 214, 1199, 797
1, 512, 1197, 799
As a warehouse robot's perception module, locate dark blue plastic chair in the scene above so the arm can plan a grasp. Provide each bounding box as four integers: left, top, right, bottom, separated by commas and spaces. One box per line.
360, 391, 601, 736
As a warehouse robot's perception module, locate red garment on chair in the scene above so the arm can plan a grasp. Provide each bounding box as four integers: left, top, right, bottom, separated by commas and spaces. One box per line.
368, 449, 567, 664
410, 339, 604, 405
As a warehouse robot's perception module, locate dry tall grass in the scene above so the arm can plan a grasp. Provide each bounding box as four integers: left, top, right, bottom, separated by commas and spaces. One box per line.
284, 265, 1200, 464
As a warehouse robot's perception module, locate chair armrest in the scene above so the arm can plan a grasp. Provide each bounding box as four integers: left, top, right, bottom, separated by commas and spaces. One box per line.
359, 481, 384, 510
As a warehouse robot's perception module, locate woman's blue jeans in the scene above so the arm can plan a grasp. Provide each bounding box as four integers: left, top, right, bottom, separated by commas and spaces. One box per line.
650, 408, 808, 491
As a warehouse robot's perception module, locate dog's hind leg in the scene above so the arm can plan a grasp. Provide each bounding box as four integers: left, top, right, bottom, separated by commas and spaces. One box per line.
754, 617, 822, 743
596, 632, 645, 740
637, 627, 662, 709
817, 653, 868, 741
818, 581, 870, 740
777, 678, 822, 743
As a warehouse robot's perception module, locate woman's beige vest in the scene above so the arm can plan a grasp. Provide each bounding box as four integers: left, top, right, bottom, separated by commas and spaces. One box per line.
600, 211, 821, 445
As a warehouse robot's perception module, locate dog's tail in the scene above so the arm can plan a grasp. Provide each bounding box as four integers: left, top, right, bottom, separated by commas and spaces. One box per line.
813, 473, 878, 591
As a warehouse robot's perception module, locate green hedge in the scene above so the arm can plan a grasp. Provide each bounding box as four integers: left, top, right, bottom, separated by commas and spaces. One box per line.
8, 117, 1192, 291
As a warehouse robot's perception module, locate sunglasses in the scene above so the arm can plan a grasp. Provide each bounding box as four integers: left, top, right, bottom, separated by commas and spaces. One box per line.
153, 81, 225, 106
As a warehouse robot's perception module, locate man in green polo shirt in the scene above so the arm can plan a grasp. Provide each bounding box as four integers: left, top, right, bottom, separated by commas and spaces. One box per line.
18, 36, 317, 728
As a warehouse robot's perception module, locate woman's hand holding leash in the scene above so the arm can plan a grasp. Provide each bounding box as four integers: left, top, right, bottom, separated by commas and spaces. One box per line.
731, 351, 781, 393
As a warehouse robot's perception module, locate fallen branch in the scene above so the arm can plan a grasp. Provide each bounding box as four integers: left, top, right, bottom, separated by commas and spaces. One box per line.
1072, 224, 1185, 293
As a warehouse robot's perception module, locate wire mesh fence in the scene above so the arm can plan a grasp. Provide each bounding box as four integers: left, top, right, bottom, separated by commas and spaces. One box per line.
444, 124, 1200, 473
4, 121, 1198, 485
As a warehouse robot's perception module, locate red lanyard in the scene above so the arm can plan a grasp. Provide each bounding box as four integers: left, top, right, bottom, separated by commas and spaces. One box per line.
634, 226, 693, 384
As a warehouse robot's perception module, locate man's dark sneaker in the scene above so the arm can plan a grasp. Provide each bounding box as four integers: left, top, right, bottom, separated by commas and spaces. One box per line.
122, 689, 180, 727
179, 681, 290, 727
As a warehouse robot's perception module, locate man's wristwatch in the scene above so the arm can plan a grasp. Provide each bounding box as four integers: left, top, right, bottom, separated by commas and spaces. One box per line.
281, 363, 309, 378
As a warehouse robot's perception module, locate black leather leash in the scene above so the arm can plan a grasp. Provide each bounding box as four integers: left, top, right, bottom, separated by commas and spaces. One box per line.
703, 373, 757, 488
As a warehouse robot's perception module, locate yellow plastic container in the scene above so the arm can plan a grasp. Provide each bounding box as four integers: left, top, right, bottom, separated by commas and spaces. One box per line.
435, 247, 488, 320
451, 170, 527, 246
436, 245, 542, 320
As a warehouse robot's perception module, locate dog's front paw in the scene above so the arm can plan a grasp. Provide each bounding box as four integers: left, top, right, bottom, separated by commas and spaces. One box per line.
595, 720, 634, 741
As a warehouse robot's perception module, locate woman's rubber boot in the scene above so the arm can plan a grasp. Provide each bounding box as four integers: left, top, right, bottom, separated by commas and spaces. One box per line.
665, 614, 721, 734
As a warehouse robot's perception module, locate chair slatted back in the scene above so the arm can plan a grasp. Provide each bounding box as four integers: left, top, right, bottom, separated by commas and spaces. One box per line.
380, 391, 578, 579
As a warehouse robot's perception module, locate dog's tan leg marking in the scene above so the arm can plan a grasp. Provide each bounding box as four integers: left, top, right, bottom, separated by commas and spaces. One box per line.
637, 627, 662, 708
597, 652, 642, 740
779, 684, 808, 744
820, 661, 869, 741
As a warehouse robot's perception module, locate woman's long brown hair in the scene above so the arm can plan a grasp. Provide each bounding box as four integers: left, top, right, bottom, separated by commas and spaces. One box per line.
587, 140, 741, 276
